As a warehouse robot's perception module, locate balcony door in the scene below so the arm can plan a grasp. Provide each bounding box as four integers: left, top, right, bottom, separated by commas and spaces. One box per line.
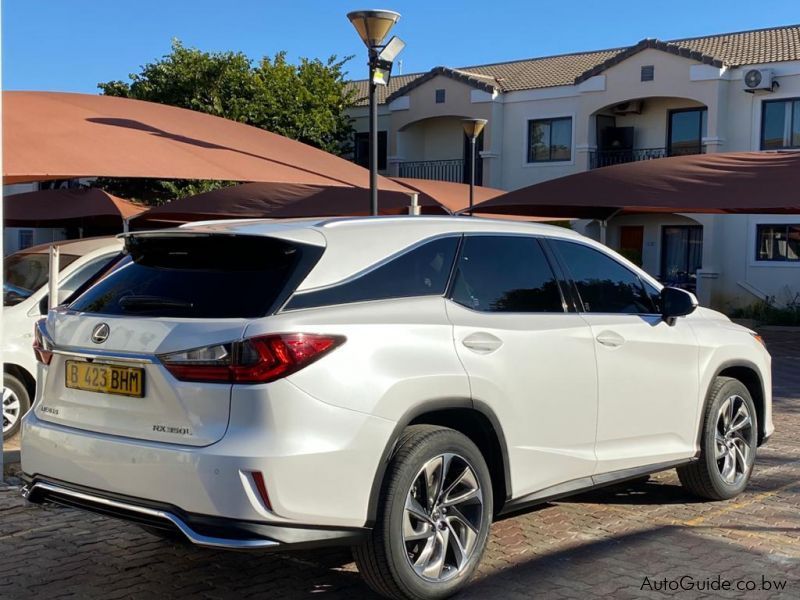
660, 225, 703, 291
667, 108, 707, 156
462, 130, 484, 185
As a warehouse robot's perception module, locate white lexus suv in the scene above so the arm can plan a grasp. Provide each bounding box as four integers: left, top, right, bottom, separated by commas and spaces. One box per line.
22, 217, 772, 599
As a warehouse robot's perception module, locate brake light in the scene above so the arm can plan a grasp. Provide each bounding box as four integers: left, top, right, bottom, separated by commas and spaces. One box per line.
33, 319, 53, 365
159, 333, 345, 384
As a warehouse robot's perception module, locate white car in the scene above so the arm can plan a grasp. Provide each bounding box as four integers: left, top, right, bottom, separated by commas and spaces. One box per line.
21, 217, 772, 600
3, 237, 122, 439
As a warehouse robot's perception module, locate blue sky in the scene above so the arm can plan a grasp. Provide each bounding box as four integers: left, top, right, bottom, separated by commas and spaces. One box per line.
3, 0, 799, 92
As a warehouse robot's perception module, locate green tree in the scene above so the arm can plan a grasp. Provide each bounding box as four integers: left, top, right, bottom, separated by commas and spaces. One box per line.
96, 41, 355, 204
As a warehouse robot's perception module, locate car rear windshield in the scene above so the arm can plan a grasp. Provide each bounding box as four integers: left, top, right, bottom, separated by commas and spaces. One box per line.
68, 235, 321, 318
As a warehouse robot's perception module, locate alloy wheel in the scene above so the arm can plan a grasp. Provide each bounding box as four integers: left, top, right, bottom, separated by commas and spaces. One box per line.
715, 394, 755, 485
2, 386, 22, 434
403, 453, 484, 582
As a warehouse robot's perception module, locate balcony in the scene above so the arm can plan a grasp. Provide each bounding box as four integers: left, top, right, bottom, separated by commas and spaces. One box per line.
398, 159, 464, 183
589, 146, 704, 169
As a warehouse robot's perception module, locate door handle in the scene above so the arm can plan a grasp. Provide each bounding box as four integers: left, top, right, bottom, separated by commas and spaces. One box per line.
462, 332, 503, 354
595, 330, 625, 348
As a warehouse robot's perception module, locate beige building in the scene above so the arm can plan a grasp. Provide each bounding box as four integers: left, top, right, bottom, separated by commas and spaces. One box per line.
346, 25, 800, 311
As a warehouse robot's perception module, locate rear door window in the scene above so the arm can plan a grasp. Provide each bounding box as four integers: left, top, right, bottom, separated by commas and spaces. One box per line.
285, 236, 459, 310
68, 235, 321, 318
551, 240, 657, 314
450, 235, 564, 312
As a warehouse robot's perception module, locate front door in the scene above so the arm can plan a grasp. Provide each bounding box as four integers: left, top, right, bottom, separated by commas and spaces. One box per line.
445, 234, 598, 498
549, 239, 700, 474
619, 226, 644, 266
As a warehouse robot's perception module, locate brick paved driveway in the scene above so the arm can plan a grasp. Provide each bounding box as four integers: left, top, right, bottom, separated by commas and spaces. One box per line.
1, 331, 798, 599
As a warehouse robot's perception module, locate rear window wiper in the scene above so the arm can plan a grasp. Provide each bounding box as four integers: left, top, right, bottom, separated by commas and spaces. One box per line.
118, 295, 194, 311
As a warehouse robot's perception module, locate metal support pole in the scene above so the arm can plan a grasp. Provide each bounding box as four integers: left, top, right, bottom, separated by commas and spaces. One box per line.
368, 51, 379, 217
469, 137, 476, 216
48, 245, 60, 309
407, 192, 420, 216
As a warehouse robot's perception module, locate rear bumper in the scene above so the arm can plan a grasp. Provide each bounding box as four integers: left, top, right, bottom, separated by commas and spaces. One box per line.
22, 476, 367, 550
22, 379, 395, 529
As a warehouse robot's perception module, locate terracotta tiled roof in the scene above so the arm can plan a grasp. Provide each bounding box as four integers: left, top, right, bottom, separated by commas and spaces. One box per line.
346, 24, 800, 106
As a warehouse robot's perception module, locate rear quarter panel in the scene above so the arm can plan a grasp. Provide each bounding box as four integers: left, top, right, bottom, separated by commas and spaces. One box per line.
246, 296, 471, 420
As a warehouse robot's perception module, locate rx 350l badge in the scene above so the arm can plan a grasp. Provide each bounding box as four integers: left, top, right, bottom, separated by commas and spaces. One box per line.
91, 323, 110, 344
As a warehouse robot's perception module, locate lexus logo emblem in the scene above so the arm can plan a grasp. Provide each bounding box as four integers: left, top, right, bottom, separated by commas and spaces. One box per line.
91, 323, 110, 344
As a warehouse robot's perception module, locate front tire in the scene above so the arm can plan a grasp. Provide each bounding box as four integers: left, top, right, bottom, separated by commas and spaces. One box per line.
354, 425, 493, 600
3, 373, 31, 440
678, 376, 758, 500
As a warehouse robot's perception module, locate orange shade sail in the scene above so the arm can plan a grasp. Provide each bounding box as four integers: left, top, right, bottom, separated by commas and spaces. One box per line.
4, 188, 145, 227
2, 91, 409, 194
133, 181, 449, 225
472, 151, 800, 219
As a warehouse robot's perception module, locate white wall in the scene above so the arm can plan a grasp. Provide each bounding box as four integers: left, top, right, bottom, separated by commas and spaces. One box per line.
4, 227, 68, 256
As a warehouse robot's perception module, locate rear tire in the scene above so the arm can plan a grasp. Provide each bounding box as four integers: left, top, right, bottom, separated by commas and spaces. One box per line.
3, 373, 31, 440
354, 425, 493, 600
677, 377, 758, 500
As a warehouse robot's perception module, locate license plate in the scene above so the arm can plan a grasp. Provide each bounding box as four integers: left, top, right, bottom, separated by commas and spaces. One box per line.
65, 360, 145, 398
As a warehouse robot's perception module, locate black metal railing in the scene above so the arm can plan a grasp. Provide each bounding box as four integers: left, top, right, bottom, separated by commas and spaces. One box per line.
589, 146, 703, 169
398, 159, 464, 183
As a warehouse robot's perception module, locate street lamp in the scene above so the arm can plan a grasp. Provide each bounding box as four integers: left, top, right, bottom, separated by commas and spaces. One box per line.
347, 9, 404, 216
462, 118, 487, 216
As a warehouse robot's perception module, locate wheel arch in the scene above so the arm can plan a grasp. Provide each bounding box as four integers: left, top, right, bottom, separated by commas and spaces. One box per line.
712, 360, 767, 445
4, 363, 36, 400
365, 399, 512, 524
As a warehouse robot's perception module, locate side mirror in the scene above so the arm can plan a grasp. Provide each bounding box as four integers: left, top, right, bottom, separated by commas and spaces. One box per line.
661, 287, 698, 324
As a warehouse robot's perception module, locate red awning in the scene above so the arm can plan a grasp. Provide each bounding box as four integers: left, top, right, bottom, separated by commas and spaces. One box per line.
4, 188, 145, 227
472, 151, 800, 219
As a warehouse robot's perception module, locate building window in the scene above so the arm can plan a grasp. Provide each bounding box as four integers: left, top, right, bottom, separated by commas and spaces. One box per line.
527, 117, 572, 162
435, 89, 446, 103
756, 224, 800, 262
353, 131, 387, 170
667, 108, 707, 156
661, 225, 703, 289
761, 98, 800, 150
641, 65, 654, 81
18, 230, 34, 250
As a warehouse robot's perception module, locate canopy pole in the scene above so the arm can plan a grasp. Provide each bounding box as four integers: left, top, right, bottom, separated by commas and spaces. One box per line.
407, 192, 420, 216
598, 209, 622, 246
123, 218, 130, 234
48, 245, 60, 310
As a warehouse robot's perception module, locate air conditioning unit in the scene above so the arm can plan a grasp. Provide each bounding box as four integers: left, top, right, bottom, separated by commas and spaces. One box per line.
611, 100, 643, 115
743, 68, 775, 92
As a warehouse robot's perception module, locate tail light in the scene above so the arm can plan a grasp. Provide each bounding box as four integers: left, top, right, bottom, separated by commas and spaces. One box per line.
159, 333, 345, 384
33, 319, 53, 365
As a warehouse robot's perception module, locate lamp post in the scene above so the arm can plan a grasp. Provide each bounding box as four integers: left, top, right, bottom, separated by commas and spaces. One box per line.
462, 118, 487, 216
347, 9, 404, 216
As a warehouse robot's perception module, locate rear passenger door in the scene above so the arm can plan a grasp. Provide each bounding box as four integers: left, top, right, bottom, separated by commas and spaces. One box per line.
445, 234, 598, 499
548, 239, 700, 475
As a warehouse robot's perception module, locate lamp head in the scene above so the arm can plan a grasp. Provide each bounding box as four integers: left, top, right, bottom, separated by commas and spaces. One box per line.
462, 118, 488, 139
347, 10, 401, 48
